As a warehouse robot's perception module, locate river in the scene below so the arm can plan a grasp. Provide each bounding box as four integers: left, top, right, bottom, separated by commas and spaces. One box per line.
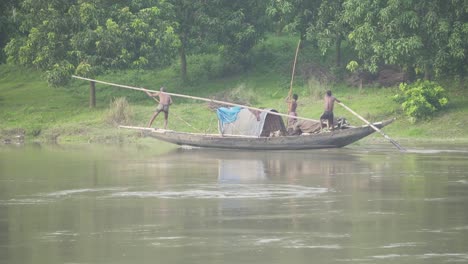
1, 143, 467, 264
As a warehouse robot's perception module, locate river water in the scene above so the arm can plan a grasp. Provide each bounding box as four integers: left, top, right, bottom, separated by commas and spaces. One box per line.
1, 143, 468, 264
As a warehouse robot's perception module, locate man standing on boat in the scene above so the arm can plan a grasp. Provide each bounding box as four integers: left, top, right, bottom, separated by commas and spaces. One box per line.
320, 90, 340, 131
146, 86, 173, 129
286, 94, 299, 128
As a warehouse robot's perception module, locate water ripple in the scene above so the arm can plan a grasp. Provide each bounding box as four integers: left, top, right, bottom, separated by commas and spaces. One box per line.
40, 187, 127, 198
108, 184, 328, 200
39, 230, 79, 242
0, 198, 49, 205
372, 254, 409, 259
0, 187, 128, 205
286, 243, 341, 249
418, 253, 468, 260
380, 242, 423, 248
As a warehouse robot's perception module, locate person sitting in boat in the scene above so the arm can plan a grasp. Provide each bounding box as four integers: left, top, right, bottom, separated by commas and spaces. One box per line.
320, 90, 341, 131
146, 86, 173, 129
285, 94, 299, 128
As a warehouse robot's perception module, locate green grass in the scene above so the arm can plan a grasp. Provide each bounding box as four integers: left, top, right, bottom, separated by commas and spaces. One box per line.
1, 35, 468, 145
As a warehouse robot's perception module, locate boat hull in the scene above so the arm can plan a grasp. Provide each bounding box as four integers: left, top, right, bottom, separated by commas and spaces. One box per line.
142, 119, 394, 150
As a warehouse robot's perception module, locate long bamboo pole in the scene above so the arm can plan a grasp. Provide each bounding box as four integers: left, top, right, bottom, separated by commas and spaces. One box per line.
72, 75, 320, 123
287, 39, 301, 112
338, 102, 406, 152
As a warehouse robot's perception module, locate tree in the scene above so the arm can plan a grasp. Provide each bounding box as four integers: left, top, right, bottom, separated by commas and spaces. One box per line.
0, 0, 19, 62
168, 0, 270, 78
165, 0, 212, 81
5, 0, 179, 86
214, 0, 270, 70
4, 0, 270, 84
311, 0, 348, 68
266, 0, 321, 40
67, 0, 178, 71
342, 0, 468, 79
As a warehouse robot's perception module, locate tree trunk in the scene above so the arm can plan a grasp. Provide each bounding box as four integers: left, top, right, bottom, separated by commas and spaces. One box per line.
459, 65, 465, 89
89, 81, 96, 108
406, 66, 416, 82
335, 36, 342, 67
179, 45, 187, 82
299, 28, 306, 42
424, 64, 432, 81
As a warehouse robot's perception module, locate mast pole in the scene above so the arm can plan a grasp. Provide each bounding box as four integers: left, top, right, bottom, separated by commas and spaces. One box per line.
287, 39, 301, 112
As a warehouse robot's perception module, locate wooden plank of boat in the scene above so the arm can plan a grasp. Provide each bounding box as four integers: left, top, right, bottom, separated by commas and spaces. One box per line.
120, 118, 394, 150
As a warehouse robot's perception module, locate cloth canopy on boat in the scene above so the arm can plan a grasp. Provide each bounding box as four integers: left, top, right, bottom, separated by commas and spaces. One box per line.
216, 106, 243, 126
217, 107, 287, 137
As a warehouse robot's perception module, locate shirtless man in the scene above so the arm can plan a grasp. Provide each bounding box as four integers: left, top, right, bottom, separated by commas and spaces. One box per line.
320, 90, 340, 130
146, 86, 173, 129
286, 94, 299, 128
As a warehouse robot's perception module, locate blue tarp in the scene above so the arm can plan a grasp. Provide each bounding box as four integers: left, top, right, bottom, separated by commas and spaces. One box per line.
216, 106, 243, 126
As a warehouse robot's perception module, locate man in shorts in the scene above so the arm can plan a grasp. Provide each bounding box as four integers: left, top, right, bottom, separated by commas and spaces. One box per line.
320, 90, 340, 131
146, 86, 173, 129
286, 94, 299, 128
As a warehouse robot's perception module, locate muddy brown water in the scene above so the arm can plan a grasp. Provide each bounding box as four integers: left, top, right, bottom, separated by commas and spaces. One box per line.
1, 143, 467, 264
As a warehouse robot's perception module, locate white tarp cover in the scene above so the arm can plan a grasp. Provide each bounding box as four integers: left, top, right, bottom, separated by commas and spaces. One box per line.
218, 108, 271, 136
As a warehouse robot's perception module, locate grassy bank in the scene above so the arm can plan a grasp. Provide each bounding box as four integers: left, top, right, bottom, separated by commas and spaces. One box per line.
1, 37, 468, 146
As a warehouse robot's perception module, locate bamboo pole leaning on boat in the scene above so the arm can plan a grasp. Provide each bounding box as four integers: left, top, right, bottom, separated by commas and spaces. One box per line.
71, 75, 320, 124
338, 102, 406, 152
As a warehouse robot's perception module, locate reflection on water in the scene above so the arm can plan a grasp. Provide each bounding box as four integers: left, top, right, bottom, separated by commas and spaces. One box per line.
219, 159, 266, 183
1, 144, 468, 264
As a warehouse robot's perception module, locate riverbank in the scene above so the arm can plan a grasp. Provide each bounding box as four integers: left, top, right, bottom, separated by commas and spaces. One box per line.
1, 47, 468, 147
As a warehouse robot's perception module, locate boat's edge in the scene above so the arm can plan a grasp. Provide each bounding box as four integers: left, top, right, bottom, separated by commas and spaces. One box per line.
120, 118, 396, 150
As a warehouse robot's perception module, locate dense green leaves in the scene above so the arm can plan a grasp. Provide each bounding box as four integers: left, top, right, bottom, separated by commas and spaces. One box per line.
1, 0, 467, 87
3, 0, 270, 85
343, 0, 468, 78
394, 80, 449, 122
214, 1, 269, 69
267, 0, 320, 39
5, 0, 179, 86
0, 0, 19, 62
45, 60, 74, 87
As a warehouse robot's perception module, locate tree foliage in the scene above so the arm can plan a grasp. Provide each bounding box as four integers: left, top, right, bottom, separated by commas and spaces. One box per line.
343, 0, 468, 78
3, 0, 270, 85
0, 0, 19, 62
311, 0, 348, 69
267, 0, 321, 39
1, 0, 467, 87
215, 1, 269, 69
7, 0, 178, 68
393, 80, 449, 122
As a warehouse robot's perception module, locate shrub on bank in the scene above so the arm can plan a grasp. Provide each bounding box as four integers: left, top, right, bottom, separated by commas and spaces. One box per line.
106, 97, 133, 126
393, 80, 449, 123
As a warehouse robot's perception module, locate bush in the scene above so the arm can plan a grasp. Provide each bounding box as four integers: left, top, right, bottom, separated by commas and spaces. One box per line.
106, 97, 133, 126
225, 83, 257, 106
45, 61, 74, 87
393, 80, 448, 122
308, 77, 328, 100
172, 53, 224, 83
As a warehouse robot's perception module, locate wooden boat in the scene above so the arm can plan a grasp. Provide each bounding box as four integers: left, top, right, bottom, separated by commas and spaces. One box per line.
121, 118, 394, 150
71, 76, 403, 151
